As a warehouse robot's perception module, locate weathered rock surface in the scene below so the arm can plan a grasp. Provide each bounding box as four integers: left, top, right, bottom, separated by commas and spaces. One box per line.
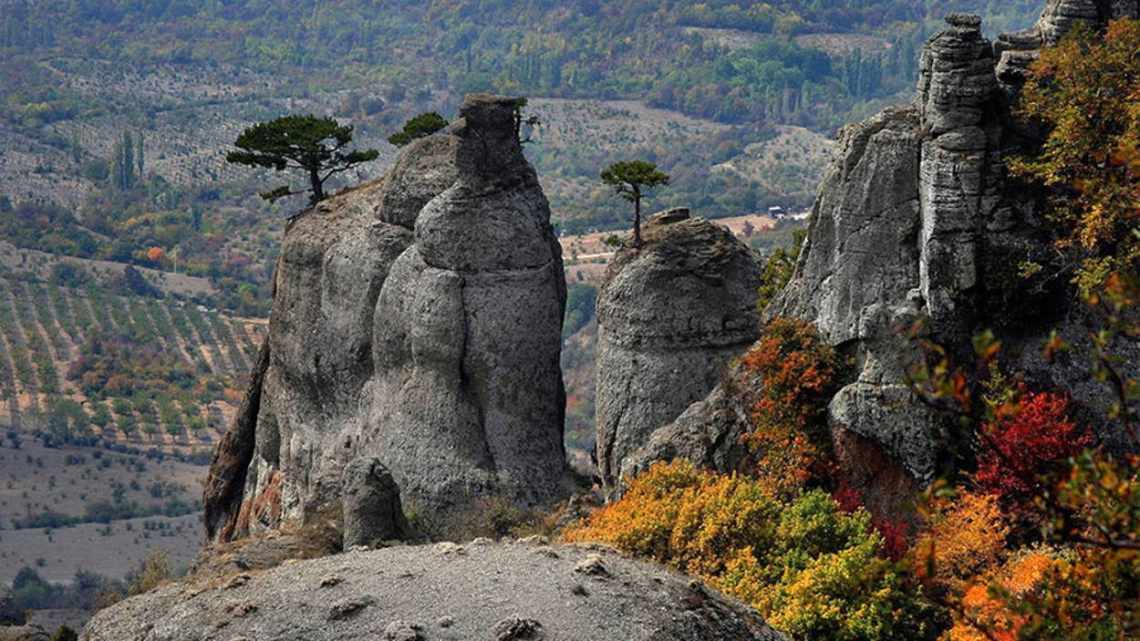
620, 362, 760, 485
206, 95, 570, 542
363, 95, 570, 519
341, 457, 412, 548
595, 212, 760, 493
632, 3, 1139, 494
0, 627, 48, 641
82, 543, 785, 641
768, 5, 1139, 487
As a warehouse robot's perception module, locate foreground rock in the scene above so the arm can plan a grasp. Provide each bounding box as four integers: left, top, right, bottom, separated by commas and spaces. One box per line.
205, 94, 571, 542
595, 211, 760, 494
83, 542, 784, 641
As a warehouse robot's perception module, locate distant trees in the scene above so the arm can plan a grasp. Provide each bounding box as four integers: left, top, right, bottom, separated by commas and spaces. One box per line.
111, 131, 137, 191
600, 160, 670, 248
388, 112, 448, 146
225, 115, 379, 205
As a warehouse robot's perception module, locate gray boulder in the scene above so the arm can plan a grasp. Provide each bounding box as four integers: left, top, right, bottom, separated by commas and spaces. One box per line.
595, 212, 760, 494
341, 457, 412, 548
82, 543, 784, 641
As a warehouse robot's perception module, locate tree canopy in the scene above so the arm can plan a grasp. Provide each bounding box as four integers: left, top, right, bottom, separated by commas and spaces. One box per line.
388, 112, 449, 147
601, 160, 670, 247
226, 115, 379, 205
1012, 19, 1140, 298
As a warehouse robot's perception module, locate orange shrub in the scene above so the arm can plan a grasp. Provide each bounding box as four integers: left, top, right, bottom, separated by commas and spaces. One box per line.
914, 492, 1009, 594
740, 318, 840, 495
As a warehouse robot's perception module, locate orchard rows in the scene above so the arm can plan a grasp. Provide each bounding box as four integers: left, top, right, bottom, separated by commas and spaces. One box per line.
0, 277, 265, 448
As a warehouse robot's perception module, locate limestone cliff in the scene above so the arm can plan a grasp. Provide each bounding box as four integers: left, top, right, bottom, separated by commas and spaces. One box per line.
205, 95, 570, 542
594, 210, 761, 494
622, 0, 1139, 492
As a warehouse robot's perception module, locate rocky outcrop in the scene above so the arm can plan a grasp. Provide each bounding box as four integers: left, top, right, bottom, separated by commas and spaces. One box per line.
623, 1, 1139, 495
82, 542, 785, 641
595, 211, 760, 494
205, 95, 570, 542
0, 627, 48, 641
341, 457, 412, 548
363, 95, 569, 520
996, 0, 1140, 96
769, 4, 1139, 486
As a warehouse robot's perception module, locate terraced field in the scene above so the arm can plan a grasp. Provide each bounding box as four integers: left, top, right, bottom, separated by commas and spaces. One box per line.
0, 277, 266, 452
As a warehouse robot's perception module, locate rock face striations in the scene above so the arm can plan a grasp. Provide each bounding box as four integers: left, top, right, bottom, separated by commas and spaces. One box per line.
595, 211, 761, 494
772, 0, 1140, 485
204, 95, 569, 542
616, 0, 1139, 496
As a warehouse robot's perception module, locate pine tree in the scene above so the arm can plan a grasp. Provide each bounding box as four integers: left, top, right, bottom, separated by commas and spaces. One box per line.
136, 132, 145, 177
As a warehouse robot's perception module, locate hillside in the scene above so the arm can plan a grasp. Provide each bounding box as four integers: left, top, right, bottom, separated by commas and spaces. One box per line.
0, 273, 264, 450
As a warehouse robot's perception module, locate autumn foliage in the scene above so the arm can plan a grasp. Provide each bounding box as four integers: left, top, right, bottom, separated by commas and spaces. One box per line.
975, 391, 1092, 503
1012, 19, 1140, 296
565, 460, 945, 641
740, 317, 840, 495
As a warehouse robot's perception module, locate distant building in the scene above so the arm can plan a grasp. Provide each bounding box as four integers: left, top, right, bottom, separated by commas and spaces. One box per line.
768, 206, 785, 219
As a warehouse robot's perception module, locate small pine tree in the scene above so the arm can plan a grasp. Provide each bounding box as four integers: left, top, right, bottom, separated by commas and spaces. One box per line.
600, 160, 670, 248
388, 112, 449, 147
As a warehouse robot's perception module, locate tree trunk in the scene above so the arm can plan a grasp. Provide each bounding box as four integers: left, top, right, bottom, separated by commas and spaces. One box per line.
309, 164, 324, 204
633, 188, 643, 248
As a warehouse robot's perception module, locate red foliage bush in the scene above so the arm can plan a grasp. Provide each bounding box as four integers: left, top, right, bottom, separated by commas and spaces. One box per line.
873, 518, 910, 561
975, 391, 1092, 500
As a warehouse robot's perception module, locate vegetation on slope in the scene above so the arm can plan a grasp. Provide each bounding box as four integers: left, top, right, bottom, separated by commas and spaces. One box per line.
569, 19, 1140, 641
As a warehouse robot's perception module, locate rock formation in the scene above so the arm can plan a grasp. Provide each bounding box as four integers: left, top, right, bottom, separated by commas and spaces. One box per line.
774, 2, 1139, 484
82, 542, 785, 641
595, 210, 761, 494
619, 0, 1139, 494
364, 95, 569, 518
0, 627, 48, 641
341, 457, 412, 548
205, 94, 570, 542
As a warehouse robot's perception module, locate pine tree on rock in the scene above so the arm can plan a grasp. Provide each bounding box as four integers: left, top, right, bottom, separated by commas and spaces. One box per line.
601, 160, 670, 248
226, 115, 379, 205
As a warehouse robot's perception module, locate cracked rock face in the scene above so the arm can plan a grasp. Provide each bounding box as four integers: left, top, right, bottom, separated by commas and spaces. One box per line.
205, 95, 569, 542
82, 543, 784, 641
595, 213, 760, 494
766, 7, 1139, 486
